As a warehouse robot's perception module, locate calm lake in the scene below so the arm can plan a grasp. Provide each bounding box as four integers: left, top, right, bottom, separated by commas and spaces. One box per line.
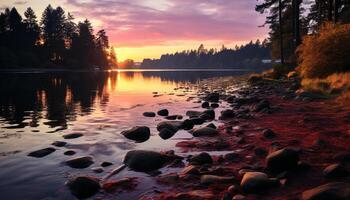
0, 69, 250, 200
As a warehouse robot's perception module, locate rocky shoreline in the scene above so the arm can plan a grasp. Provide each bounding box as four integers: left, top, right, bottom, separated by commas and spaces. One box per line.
28, 75, 350, 199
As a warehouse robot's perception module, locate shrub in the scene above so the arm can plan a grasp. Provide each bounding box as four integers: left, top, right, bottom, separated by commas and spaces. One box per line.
297, 23, 350, 78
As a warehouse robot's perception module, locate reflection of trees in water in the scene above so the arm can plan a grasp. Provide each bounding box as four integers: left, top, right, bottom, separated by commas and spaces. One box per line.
0, 70, 249, 130
0, 72, 109, 130
138, 71, 249, 83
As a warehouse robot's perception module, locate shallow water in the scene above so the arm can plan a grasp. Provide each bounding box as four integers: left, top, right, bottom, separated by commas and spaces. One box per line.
0, 69, 249, 200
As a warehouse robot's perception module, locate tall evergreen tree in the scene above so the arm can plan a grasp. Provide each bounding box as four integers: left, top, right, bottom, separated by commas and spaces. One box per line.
23, 7, 40, 48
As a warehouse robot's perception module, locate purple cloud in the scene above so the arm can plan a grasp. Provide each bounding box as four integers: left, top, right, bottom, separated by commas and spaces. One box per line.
65, 0, 268, 47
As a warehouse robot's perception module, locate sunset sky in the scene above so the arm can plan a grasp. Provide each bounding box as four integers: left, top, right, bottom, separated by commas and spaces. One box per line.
1, 0, 269, 62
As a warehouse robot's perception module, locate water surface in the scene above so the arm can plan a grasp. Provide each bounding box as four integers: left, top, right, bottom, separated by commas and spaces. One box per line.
0, 69, 249, 200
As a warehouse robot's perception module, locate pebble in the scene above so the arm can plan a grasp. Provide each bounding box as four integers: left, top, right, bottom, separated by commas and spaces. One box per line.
28, 147, 56, 158
66, 176, 100, 199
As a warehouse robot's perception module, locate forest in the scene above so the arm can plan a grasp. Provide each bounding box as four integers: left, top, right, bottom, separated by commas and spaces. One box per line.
0, 5, 117, 69
140, 40, 271, 69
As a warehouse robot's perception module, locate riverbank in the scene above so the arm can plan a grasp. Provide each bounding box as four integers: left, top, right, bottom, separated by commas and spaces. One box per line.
131, 75, 350, 199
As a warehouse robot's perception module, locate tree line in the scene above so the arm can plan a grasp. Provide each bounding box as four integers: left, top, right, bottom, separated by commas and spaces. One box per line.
0, 5, 117, 69
141, 40, 271, 69
256, 0, 350, 65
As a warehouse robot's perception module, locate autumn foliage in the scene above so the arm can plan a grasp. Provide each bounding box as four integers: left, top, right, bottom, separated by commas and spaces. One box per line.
297, 23, 350, 78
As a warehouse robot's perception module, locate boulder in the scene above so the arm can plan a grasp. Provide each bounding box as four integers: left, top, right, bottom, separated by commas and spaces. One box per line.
123, 150, 180, 172
143, 112, 156, 117
192, 127, 219, 137
189, 152, 213, 165
66, 176, 100, 199
121, 126, 150, 142
240, 172, 277, 193
301, 182, 350, 200
157, 109, 169, 116
266, 148, 299, 173
323, 164, 349, 179
219, 109, 235, 120
159, 128, 176, 140
200, 175, 235, 185
66, 156, 94, 169
28, 147, 56, 158
63, 133, 83, 139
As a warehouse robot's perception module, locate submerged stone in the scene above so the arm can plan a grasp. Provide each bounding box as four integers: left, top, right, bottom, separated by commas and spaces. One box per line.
63, 133, 83, 139
28, 147, 56, 158
192, 127, 219, 137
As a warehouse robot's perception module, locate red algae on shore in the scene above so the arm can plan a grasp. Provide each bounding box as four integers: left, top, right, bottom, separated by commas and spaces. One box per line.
141, 77, 350, 200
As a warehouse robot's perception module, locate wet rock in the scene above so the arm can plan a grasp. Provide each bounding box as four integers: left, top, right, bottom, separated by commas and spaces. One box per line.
323, 164, 349, 179
63, 133, 83, 139
186, 110, 202, 118
181, 119, 195, 130
123, 150, 180, 172
92, 167, 104, 173
143, 112, 156, 117
66, 176, 100, 199
200, 109, 215, 121
211, 103, 220, 108
159, 128, 176, 140
191, 127, 218, 137
206, 123, 217, 129
28, 147, 56, 158
253, 100, 270, 112
101, 162, 113, 167
121, 126, 150, 142
51, 141, 67, 147
200, 175, 235, 185
189, 117, 205, 125
301, 182, 350, 200
189, 152, 213, 165
157, 109, 169, 116
262, 128, 276, 139
240, 172, 278, 193
219, 109, 235, 120
66, 156, 94, 169
157, 121, 180, 132
202, 101, 210, 108
64, 150, 76, 156
205, 93, 220, 102
266, 148, 299, 173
